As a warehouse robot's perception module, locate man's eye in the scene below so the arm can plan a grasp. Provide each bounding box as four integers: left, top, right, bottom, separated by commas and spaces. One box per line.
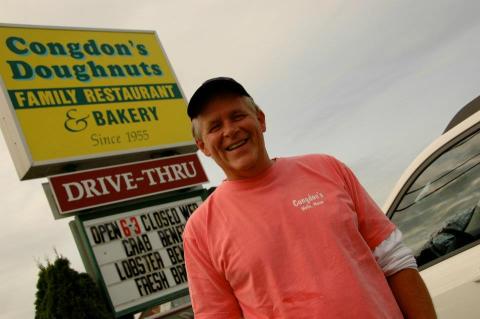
208, 124, 220, 133
233, 114, 246, 121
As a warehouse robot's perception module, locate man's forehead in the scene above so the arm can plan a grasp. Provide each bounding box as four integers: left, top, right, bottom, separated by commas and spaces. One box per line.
198, 96, 250, 118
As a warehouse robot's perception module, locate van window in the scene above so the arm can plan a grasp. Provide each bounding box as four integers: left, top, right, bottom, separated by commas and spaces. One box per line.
390, 130, 480, 267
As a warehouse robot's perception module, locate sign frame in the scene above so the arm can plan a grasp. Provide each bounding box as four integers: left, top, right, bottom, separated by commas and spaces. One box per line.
74, 188, 207, 318
0, 23, 195, 180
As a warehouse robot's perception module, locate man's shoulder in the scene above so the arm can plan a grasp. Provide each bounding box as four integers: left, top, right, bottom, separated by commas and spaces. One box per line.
277, 154, 351, 182
184, 193, 210, 237
183, 186, 222, 235
183, 183, 236, 243
283, 153, 340, 167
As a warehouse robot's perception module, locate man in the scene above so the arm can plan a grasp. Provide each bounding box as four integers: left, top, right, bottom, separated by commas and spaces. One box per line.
183, 77, 436, 318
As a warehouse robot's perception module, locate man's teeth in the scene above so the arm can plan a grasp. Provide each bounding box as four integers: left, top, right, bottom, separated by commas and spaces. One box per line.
227, 140, 247, 151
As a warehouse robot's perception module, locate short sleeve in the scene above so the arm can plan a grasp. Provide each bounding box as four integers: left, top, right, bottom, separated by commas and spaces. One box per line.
183, 217, 243, 318
331, 157, 396, 249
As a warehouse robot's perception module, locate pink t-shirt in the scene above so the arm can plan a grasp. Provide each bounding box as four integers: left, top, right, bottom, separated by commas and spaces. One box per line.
183, 155, 402, 318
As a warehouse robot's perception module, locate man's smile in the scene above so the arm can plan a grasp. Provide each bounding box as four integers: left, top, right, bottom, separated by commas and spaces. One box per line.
225, 138, 248, 151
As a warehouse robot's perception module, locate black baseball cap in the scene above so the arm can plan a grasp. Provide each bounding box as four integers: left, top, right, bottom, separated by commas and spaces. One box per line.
187, 77, 251, 119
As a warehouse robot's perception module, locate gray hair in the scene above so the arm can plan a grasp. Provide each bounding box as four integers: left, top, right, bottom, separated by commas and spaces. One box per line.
191, 96, 261, 140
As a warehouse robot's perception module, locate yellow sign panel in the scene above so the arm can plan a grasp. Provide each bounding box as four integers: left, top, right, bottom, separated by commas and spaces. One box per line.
0, 25, 193, 168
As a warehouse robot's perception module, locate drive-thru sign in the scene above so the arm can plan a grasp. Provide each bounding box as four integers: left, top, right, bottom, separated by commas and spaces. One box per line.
48, 153, 208, 214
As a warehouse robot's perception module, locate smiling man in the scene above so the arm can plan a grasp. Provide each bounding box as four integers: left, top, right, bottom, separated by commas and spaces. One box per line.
182, 77, 436, 319
191, 92, 270, 180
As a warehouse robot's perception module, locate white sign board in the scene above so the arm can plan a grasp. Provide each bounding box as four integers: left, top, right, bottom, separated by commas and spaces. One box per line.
78, 195, 202, 316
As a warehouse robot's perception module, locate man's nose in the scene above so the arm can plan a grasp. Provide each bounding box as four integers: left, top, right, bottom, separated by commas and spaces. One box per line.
223, 121, 239, 137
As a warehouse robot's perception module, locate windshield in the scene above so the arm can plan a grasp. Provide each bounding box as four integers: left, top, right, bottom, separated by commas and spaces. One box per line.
390, 129, 480, 265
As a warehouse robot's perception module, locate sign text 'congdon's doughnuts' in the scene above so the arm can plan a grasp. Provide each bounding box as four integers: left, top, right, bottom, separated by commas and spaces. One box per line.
0, 25, 194, 179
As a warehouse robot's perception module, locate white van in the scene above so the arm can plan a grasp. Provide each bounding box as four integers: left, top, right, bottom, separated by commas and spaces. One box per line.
383, 96, 480, 318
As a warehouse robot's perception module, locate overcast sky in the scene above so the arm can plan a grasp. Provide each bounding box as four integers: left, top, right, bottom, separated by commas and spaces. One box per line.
1, 0, 480, 318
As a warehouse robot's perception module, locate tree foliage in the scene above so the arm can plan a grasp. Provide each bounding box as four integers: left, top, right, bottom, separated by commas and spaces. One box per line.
35, 255, 114, 319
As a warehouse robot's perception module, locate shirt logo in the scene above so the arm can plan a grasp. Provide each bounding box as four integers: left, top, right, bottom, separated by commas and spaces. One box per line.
291, 191, 325, 212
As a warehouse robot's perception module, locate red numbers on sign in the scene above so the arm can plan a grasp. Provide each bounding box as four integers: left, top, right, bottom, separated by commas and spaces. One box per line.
119, 219, 131, 237
131, 216, 141, 234
119, 216, 142, 237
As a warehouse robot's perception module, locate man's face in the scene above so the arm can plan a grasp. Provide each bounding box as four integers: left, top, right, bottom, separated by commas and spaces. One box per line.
194, 95, 271, 180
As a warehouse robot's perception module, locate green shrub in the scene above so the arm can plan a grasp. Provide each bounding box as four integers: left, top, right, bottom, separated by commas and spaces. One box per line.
35, 255, 114, 319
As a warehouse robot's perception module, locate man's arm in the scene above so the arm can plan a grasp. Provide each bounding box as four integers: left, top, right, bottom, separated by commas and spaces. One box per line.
373, 229, 436, 318
387, 268, 436, 319
331, 158, 436, 317
183, 225, 243, 318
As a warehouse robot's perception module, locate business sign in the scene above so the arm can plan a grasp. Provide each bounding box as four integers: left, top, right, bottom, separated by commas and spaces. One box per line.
48, 153, 208, 214
76, 193, 202, 317
0, 24, 194, 179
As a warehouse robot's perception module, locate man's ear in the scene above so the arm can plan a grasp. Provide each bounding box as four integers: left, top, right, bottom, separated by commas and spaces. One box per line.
257, 109, 266, 133
195, 138, 211, 157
